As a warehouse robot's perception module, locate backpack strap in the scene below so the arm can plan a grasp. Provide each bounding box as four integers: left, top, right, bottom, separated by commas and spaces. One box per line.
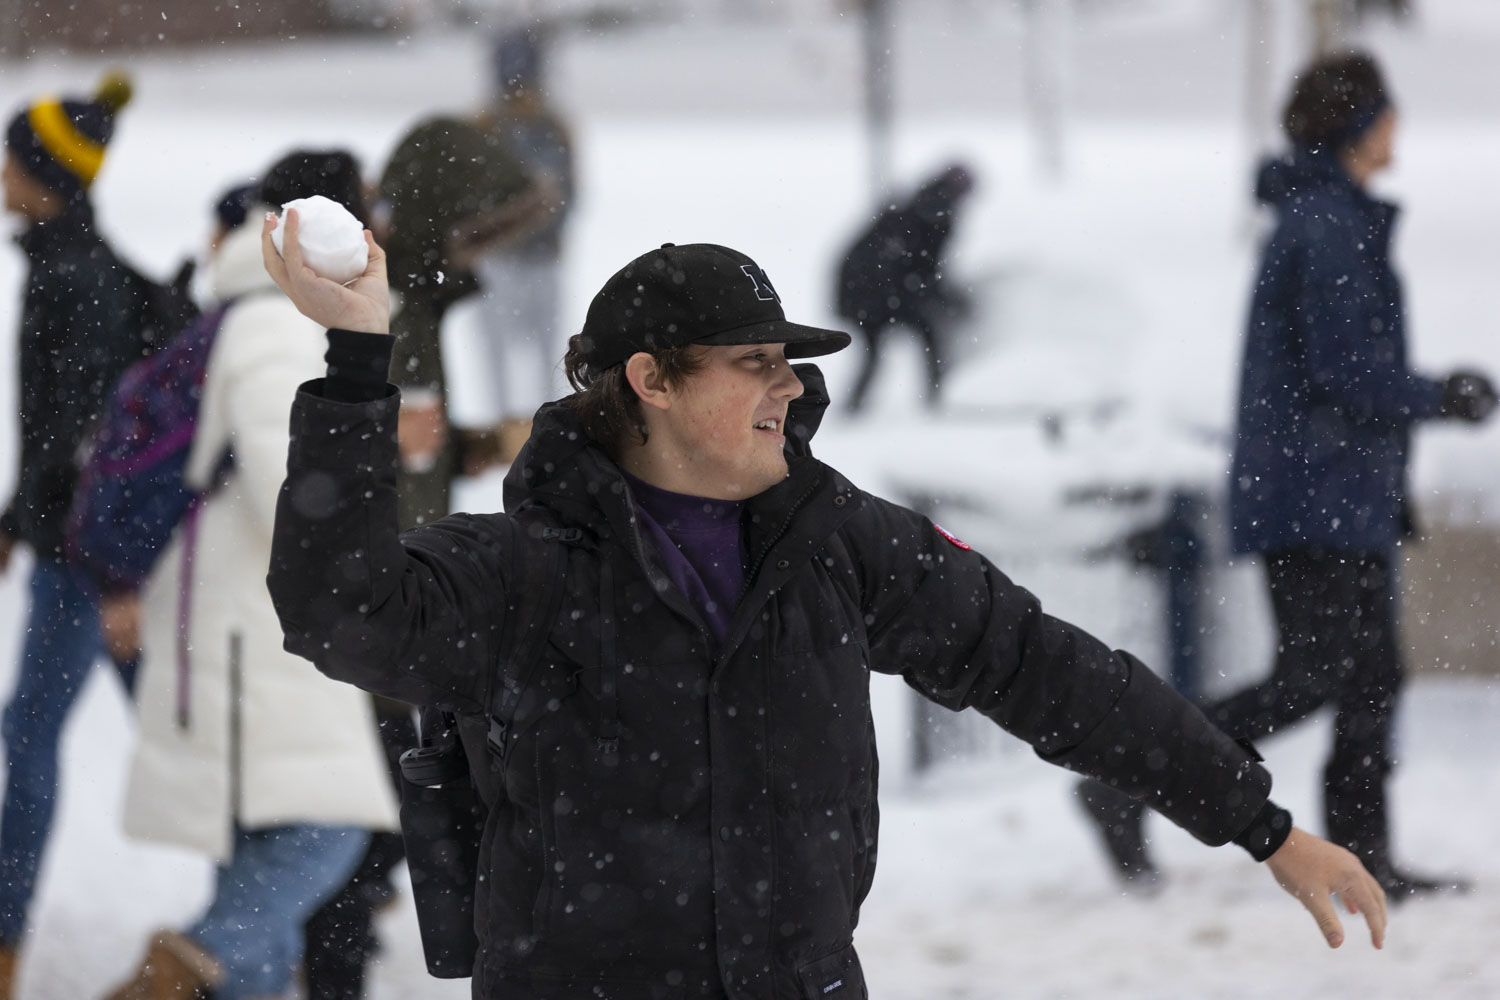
399, 518, 586, 786
484, 521, 587, 761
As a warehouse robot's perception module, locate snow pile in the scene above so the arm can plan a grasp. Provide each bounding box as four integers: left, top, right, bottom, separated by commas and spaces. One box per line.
270, 196, 368, 284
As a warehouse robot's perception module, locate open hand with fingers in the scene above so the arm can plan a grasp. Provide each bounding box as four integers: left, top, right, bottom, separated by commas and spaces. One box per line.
1265, 827, 1387, 950
262, 207, 391, 334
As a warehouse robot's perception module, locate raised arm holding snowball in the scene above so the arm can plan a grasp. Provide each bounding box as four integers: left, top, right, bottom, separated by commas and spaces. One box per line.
262, 209, 388, 335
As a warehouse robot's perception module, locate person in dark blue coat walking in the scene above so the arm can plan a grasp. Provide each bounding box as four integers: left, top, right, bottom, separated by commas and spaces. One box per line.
1079, 51, 1495, 899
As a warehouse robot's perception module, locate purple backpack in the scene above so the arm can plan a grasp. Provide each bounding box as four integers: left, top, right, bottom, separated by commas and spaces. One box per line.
67, 303, 233, 594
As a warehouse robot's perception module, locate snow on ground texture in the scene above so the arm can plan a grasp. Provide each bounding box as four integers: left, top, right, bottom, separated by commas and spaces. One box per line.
2, 4, 1500, 997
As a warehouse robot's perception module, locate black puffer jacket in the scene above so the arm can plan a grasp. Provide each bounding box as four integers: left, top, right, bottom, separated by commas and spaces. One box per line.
1, 203, 150, 558
269, 366, 1270, 1000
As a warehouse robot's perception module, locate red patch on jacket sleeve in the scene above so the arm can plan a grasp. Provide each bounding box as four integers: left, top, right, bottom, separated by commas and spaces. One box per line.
933, 524, 971, 550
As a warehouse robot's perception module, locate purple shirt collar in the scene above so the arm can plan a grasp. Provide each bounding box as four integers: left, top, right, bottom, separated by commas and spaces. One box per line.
624, 472, 746, 645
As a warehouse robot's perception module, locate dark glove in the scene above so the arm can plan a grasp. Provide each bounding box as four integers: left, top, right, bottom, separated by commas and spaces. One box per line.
1440, 370, 1498, 422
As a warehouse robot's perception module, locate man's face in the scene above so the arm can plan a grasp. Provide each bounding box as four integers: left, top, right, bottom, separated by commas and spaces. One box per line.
1365, 108, 1397, 171
2, 154, 58, 220
1352, 108, 1398, 175
649, 343, 806, 501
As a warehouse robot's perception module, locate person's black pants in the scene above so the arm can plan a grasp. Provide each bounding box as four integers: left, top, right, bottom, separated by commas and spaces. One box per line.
1206, 548, 1403, 867
303, 705, 415, 999
847, 316, 944, 413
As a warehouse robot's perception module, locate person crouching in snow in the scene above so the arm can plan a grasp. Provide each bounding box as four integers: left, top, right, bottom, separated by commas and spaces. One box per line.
262, 221, 1387, 997
102, 153, 398, 1000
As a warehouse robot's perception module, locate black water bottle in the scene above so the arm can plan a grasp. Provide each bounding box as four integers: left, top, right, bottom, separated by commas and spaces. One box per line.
398, 709, 484, 978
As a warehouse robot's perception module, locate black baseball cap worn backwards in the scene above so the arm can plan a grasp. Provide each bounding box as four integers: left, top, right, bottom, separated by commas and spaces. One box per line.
578, 243, 851, 371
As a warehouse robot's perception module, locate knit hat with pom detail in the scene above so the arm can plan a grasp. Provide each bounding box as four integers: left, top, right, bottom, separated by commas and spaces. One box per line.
6, 71, 133, 199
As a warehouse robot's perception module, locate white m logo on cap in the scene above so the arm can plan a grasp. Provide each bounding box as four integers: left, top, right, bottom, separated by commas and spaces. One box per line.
740, 264, 780, 303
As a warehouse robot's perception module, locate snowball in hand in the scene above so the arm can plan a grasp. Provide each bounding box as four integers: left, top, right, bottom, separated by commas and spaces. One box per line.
271, 195, 369, 284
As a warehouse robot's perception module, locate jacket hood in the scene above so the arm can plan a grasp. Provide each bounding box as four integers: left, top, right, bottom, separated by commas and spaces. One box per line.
1254, 147, 1364, 208
16, 199, 96, 258
378, 116, 531, 280
1254, 147, 1399, 248
211, 210, 279, 301
502, 363, 833, 517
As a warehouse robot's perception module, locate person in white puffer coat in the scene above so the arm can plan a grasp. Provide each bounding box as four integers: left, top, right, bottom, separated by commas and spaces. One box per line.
104, 156, 399, 1000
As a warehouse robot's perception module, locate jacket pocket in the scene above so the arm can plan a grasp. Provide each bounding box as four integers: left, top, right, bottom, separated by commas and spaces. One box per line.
797, 943, 867, 1000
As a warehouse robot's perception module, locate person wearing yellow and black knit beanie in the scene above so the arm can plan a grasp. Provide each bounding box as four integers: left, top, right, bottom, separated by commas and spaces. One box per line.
4, 71, 131, 203
0, 71, 152, 1000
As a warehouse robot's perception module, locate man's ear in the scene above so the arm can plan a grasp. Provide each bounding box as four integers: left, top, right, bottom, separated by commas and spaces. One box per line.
625, 352, 672, 412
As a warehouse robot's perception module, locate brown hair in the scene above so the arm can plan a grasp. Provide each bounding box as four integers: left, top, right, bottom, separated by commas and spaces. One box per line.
561, 335, 706, 455
1282, 52, 1388, 152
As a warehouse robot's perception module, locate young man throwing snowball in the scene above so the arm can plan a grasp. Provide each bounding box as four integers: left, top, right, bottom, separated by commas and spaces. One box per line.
262, 209, 1385, 999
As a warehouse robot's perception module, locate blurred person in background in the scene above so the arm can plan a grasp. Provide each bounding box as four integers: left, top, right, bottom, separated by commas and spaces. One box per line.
0, 72, 149, 1000
473, 25, 576, 459
1078, 51, 1495, 900
89, 180, 257, 673
835, 162, 974, 414
378, 114, 554, 528
207, 181, 257, 254
102, 151, 398, 1000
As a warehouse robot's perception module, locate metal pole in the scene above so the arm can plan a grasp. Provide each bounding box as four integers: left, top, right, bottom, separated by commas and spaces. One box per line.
1245, 0, 1274, 159
1162, 492, 1206, 703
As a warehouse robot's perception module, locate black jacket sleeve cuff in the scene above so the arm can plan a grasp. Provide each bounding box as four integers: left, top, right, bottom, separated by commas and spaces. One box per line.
1231, 799, 1293, 862
324, 328, 395, 403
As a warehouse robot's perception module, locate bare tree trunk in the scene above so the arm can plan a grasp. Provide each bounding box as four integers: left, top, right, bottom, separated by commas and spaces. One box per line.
862, 0, 896, 203
1245, 0, 1275, 159
1236, 0, 1276, 238
0, 0, 30, 58
1309, 0, 1355, 55
1024, 0, 1070, 181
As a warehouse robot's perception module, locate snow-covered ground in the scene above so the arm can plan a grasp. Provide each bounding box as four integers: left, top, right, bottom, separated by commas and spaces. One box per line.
2, 2, 1500, 997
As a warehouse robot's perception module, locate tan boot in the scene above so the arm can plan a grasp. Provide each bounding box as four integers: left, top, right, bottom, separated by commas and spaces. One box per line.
0, 945, 16, 1000
101, 930, 223, 1000
496, 417, 533, 465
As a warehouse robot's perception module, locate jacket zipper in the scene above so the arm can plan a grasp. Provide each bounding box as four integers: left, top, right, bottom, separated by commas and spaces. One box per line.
737, 476, 821, 604
174, 499, 206, 730
228, 631, 243, 824
715, 475, 823, 674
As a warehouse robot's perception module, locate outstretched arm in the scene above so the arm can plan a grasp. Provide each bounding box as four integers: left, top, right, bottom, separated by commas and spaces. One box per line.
845, 495, 1387, 949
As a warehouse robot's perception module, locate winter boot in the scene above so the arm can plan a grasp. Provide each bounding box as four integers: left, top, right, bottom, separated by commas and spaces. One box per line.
1373, 864, 1473, 902
1348, 838, 1473, 903
102, 930, 223, 1000
1323, 765, 1470, 903
0, 944, 16, 1000
1074, 778, 1159, 888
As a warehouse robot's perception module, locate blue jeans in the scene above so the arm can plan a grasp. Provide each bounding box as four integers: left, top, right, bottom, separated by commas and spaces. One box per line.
0, 558, 105, 943
189, 824, 370, 999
